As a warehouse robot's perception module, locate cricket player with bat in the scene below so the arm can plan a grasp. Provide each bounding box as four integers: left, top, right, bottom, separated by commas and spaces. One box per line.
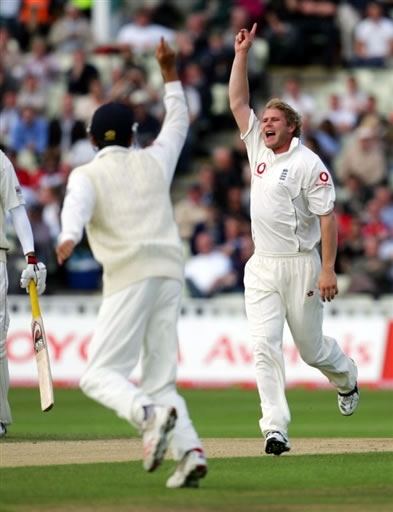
0, 150, 47, 438
56, 38, 207, 488
229, 23, 359, 456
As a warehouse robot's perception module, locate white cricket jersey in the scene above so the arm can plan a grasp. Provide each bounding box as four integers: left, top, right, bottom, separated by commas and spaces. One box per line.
0, 150, 25, 261
241, 110, 335, 254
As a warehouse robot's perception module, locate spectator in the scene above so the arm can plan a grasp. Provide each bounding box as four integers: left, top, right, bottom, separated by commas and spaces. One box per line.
338, 174, 372, 217
74, 77, 107, 125
230, 233, 255, 292
16, 71, 46, 114
374, 185, 393, 229
107, 64, 149, 104
0, 26, 22, 72
286, 0, 340, 67
47, 92, 86, 154
0, 90, 19, 147
22, 35, 59, 88
10, 102, 48, 159
357, 94, 386, 134
66, 120, 95, 168
37, 175, 63, 242
323, 93, 357, 134
66, 46, 99, 96
129, 89, 161, 148
281, 75, 316, 124
181, 61, 212, 136
312, 119, 341, 170
183, 11, 209, 60
336, 0, 362, 64
175, 31, 198, 79
190, 203, 225, 255
48, 2, 95, 54
201, 30, 234, 86
198, 163, 215, 205
263, 5, 302, 67
3, 147, 41, 192
352, 1, 393, 68
335, 126, 387, 187
341, 75, 368, 117
116, 7, 175, 55
174, 184, 209, 242
185, 230, 236, 297
36, 147, 63, 185
336, 216, 365, 274
0, 0, 21, 39
223, 184, 250, 221
211, 146, 243, 210
346, 235, 391, 296
361, 198, 389, 240
18, 0, 52, 52
222, 6, 265, 92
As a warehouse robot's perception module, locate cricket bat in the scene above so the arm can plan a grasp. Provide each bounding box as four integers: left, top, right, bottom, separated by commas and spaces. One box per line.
28, 280, 54, 411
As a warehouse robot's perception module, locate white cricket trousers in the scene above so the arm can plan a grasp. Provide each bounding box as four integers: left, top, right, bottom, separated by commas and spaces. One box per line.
244, 249, 358, 437
80, 277, 202, 461
0, 261, 12, 425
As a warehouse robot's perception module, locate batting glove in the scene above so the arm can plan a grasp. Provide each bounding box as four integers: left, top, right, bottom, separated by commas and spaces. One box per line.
20, 255, 47, 295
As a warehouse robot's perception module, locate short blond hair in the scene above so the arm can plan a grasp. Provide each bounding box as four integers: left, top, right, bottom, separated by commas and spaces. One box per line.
263, 98, 302, 138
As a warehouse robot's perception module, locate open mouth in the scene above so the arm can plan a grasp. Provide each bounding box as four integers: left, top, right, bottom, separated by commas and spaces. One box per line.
265, 130, 276, 140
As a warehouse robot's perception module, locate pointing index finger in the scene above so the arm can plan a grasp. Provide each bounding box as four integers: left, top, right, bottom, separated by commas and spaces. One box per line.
250, 23, 257, 38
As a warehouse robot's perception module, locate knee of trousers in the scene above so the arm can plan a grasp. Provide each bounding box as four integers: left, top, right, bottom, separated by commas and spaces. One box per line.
252, 338, 281, 361
300, 348, 324, 367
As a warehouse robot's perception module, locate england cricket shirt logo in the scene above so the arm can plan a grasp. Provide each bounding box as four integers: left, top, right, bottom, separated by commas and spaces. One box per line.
279, 169, 288, 181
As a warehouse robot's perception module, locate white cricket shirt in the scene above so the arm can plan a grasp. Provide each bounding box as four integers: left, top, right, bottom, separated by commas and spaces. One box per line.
0, 150, 26, 260
241, 110, 335, 254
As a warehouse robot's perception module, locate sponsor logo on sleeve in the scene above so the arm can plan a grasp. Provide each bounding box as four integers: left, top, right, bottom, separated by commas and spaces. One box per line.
254, 162, 266, 178
315, 171, 332, 187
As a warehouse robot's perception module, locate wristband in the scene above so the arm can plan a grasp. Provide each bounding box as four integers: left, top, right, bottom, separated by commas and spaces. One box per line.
27, 255, 38, 264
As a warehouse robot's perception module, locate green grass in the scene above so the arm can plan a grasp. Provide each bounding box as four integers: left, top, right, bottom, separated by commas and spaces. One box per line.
4, 387, 393, 440
1, 387, 393, 511
1, 455, 392, 511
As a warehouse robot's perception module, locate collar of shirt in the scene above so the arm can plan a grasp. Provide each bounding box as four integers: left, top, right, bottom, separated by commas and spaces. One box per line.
94, 145, 131, 160
269, 136, 301, 161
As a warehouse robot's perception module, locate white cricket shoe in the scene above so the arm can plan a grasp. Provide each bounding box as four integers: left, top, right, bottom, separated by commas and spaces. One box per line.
166, 449, 208, 488
0, 422, 7, 438
338, 384, 360, 416
142, 405, 177, 472
264, 431, 291, 455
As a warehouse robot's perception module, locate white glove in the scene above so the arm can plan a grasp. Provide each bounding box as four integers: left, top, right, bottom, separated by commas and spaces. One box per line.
20, 255, 47, 295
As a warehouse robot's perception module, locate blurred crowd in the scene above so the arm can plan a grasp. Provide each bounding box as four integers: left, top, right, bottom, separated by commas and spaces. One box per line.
0, 0, 392, 297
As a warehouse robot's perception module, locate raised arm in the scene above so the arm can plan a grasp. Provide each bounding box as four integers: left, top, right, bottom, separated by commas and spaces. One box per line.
228, 23, 257, 135
149, 38, 189, 182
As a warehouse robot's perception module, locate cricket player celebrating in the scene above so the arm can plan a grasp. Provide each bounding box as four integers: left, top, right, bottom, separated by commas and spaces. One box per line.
0, 150, 47, 438
56, 39, 207, 488
228, 24, 359, 455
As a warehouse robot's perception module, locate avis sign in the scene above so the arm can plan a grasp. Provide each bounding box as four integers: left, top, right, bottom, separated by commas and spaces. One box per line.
7, 312, 389, 387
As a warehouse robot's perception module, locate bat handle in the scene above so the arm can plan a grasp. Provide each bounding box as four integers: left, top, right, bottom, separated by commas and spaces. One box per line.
29, 280, 41, 318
